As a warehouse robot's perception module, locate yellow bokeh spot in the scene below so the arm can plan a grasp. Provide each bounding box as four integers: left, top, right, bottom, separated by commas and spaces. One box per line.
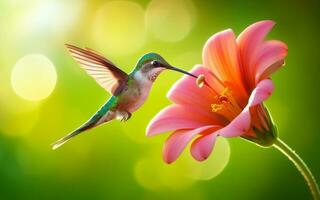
11, 54, 57, 101
92, 1, 146, 55
5, 0, 85, 41
134, 152, 195, 191
134, 158, 166, 191
145, 0, 196, 42
134, 137, 230, 190
185, 137, 230, 180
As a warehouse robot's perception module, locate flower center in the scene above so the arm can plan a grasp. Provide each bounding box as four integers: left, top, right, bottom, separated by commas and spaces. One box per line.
211, 87, 243, 121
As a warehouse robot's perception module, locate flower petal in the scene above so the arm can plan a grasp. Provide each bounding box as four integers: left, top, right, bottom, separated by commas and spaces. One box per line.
237, 20, 275, 60
218, 79, 274, 137
217, 109, 251, 137
146, 105, 224, 137
254, 40, 288, 83
248, 79, 274, 106
190, 133, 217, 161
237, 20, 276, 89
167, 65, 224, 110
203, 29, 248, 100
163, 126, 216, 164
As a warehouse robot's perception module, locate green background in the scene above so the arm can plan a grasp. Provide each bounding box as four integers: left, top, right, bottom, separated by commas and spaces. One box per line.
0, 0, 319, 199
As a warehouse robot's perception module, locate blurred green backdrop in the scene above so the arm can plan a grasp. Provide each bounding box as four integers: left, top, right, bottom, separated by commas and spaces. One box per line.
0, 0, 319, 199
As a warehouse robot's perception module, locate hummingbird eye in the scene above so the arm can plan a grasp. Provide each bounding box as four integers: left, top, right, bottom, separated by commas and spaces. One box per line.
151, 60, 160, 67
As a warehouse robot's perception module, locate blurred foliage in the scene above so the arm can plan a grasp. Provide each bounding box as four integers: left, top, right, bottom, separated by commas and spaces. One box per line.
0, 0, 319, 199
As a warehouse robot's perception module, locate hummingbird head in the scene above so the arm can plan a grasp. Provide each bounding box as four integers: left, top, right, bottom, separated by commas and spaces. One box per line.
133, 53, 198, 82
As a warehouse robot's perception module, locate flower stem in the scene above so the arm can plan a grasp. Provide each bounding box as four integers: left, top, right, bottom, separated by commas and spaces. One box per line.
273, 138, 320, 200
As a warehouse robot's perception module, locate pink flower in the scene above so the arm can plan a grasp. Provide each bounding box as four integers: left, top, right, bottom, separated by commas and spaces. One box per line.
146, 20, 288, 164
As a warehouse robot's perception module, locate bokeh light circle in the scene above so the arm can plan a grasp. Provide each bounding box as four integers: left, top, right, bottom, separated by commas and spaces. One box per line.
92, 1, 146, 55
134, 152, 195, 191
134, 158, 166, 191
186, 137, 230, 180
11, 54, 57, 101
134, 138, 230, 190
145, 0, 196, 42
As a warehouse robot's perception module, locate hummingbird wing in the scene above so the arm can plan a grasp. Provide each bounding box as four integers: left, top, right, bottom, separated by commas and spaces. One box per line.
65, 44, 129, 96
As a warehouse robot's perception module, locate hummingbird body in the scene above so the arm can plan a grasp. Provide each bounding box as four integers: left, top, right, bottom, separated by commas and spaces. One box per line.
52, 44, 197, 149
96, 73, 154, 125
117, 72, 153, 113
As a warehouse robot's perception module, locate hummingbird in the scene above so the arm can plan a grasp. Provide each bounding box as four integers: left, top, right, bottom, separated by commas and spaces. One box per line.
51, 44, 200, 150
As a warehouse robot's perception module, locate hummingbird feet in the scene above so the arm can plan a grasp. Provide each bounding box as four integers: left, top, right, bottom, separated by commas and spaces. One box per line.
121, 112, 131, 122
116, 110, 132, 122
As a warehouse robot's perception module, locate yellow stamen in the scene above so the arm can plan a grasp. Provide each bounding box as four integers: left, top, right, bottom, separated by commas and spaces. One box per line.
211, 104, 222, 112
210, 87, 243, 121
221, 87, 231, 96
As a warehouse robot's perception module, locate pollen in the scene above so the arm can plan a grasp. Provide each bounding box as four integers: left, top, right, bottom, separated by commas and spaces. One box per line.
210, 87, 243, 121
211, 104, 222, 112
196, 74, 205, 88
221, 87, 231, 97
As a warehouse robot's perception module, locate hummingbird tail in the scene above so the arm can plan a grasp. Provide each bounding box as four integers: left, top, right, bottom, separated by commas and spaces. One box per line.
51, 129, 84, 150
52, 97, 118, 150
51, 119, 98, 150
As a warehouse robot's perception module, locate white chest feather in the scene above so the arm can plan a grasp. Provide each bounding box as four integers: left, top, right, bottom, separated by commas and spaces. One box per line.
128, 71, 153, 112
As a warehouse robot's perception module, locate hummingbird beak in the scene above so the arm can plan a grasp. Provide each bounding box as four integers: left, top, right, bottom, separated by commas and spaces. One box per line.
165, 65, 198, 78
